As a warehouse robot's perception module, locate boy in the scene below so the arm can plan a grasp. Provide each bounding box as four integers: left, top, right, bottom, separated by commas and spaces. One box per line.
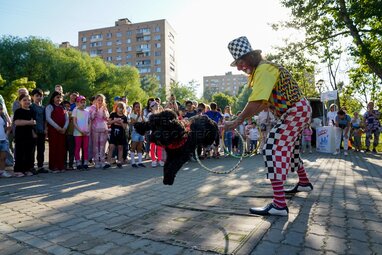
30, 88, 49, 173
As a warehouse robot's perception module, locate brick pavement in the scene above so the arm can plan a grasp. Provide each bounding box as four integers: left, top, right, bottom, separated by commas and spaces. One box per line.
0, 151, 382, 254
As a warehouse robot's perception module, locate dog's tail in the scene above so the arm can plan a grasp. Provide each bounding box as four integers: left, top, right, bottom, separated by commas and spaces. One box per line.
134, 122, 151, 135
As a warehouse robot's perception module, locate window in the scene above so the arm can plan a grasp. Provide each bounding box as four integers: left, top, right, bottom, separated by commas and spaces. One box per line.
155, 59, 161, 65
155, 51, 161, 56
155, 43, 161, 48
106, 56, 112, 61
126, 38, 131, 44
90, 50, 97, 57
156, 67, 161, 72
155, 27, 160, 32
126, 61, 132, 66
81, 37, 87, 42
116, 56, 122, 61
143, 35, 151, 41
81, 44, 86, 50
107, 48, 112, 54
90, 34, 103, 41
137, 28, 150, 34
106, 41, 112, 46
116, 47, 122, 53
116, 32, 122, 37
106, 33, 112, 38
138, 67, 151, 73
126, 54, 132, 59
116, 39, 122, 45
90, 42, 102, 47
126, 31, 132, 36
154, 35, 160, 40
126, 46, 132, 51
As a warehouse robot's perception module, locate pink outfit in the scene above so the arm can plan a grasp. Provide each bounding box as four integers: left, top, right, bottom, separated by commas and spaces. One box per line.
302, 128, 313, 141
89, 105, 109, 166
75, 136, 89, 161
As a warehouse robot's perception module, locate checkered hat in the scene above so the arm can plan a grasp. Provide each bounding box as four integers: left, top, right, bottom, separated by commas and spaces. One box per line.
228, 36, 253, 67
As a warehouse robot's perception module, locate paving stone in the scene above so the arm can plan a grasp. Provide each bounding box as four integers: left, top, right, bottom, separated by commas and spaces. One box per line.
347, 240, 373, 255
281, 231, 305, 246
250, 240, 278, 255
83, 242, 116, 254
304, 233, 325, 250
324, 236, 347, 254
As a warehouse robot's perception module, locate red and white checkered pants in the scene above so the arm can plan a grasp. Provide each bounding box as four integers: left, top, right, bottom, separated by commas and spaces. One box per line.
263, 98, 312, 180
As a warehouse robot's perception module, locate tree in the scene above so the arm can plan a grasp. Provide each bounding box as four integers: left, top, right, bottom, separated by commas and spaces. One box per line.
278, 0, 382, 80
164, 80, 198, 105
211, 93, 235, 111
233, 85, 252, 113
140, 74, 160, 97
0, 77, 36, 112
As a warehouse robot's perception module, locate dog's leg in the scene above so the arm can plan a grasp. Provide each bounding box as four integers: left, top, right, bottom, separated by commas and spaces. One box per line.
163, 152, 190, 185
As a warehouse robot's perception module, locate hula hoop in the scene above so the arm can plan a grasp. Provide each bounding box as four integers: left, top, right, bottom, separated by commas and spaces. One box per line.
221, 126, 263, 158
195, 129, 245, 174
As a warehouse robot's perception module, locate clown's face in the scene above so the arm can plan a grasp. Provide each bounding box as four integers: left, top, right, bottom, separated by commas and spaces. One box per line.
236, 59, 253, 74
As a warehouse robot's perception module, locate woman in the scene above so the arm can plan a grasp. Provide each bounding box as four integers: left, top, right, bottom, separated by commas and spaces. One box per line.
225, 36, 313, 216
46, 91, 68, 172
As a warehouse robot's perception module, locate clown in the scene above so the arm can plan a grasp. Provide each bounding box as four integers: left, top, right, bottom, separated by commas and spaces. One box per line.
225, 36, 313, 216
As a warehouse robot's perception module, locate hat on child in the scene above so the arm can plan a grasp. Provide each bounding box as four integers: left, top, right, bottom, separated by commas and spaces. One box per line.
76, 95, 86, 102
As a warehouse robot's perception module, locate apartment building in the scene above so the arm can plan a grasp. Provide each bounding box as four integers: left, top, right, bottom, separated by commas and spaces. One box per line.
203, 72, 248, 96
78, 18, 177, 92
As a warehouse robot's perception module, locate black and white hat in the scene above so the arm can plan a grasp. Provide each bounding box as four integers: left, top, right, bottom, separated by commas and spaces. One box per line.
227, 36, 253, 67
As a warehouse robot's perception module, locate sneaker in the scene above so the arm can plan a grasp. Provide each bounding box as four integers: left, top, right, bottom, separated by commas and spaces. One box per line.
117, 163, 122, 169
76, 165, 83, 170
285, 182, 314, 194
137, 163, 146, 168
83, 164, 89, 170
159, 161, 165, 167
249, 203, 289, 216
372, 148, 377, 153
344, 151, 348, 156
151, 161, 157, 167
103, 164, 111, 169
132, 164, 138, 168
365, 149, 371, 153
0, 171, 12, 178
30, 168, 38, 175
333, 151, 339, 155
38, 167, 50, 173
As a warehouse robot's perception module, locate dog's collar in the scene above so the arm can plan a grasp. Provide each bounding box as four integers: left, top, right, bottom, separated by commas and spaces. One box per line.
166, 135, 188, 149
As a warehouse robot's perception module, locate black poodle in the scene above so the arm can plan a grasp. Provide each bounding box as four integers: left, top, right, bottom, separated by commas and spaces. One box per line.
134, 110, 219, 185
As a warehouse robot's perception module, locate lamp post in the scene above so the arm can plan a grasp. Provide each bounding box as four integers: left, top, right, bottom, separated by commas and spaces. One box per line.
316, 79, 326, 126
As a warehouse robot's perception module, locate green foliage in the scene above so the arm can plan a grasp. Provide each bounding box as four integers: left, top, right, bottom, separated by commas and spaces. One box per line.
0, 35, 144, 108
211, 92, 235, 111
233, 85, 251, 113
168, 80, 198, 104
140, 74, 160, 97
0, 77, 36, 112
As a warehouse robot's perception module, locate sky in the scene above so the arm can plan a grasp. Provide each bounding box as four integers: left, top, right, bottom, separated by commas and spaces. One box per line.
0, 0, 292, 96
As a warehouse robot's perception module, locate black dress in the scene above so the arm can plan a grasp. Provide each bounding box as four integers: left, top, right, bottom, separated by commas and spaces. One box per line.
109, 112, 128, 146
13, 108, 35, 173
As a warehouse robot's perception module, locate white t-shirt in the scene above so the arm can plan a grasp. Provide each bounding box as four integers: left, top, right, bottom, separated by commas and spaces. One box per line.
0, 117, 6, 141
327, 111, 337, 126
258, 110, 275, 125
72, 108, 90, 136
249, 127, 259, 140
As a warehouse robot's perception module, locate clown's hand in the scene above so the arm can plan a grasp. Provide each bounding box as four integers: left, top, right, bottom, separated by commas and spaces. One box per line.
224, 120, 237, 130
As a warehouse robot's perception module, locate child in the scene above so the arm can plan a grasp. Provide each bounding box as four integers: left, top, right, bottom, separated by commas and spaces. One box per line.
63, 101, 75, 170
302, 123, 313, 153
147, 101, 164, 167
248, 123, 259, 154
104, 102, 128, 169
89, 94, 109, 168
46, 91, 68, 172
223, 113, 233, 156
351, 112, 362, 152
30, 88, 48, 173
72, 96, 90, 170
13, 94, 36, 177
130, 102, 145, 168
0, 105, 12, 177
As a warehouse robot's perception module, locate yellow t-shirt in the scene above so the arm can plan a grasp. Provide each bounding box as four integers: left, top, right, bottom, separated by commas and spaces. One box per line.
247, 63, 279, 102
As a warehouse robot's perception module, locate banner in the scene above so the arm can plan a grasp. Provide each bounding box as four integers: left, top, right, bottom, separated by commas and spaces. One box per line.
320, 90, 337, 102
